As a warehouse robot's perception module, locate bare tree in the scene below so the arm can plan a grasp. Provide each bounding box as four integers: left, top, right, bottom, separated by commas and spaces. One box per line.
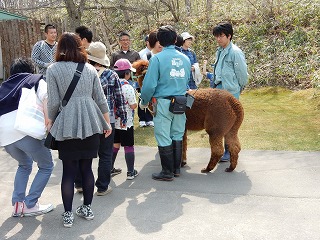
185, 0, 191, 15
63, 0, 86, 31
119, 0, 131, 23
159, 0, 180, 22
206, 0, 212, 12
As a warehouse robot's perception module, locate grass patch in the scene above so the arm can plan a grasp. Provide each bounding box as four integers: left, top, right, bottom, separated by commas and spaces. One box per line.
134, 87, 320, 151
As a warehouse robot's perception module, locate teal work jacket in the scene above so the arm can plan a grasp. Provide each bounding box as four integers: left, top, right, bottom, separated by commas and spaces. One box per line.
214, 42, 248, 95
140, 45, 191, 105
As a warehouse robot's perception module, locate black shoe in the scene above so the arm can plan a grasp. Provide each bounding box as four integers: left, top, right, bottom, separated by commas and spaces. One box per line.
174, 169, 180, 177
127, 170, 139, 180
111, 168, 122, 177
152, 171, 174, 181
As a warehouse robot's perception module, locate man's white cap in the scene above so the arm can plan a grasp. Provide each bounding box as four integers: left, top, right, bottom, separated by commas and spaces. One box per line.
181, 32, 194, 41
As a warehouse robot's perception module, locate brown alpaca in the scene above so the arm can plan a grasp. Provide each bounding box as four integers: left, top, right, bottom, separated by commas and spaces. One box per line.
132, 59, 244, 173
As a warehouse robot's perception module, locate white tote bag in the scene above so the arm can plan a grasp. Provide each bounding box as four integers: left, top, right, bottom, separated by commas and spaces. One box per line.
192, 63, 203, 86
14, 86, 46, 140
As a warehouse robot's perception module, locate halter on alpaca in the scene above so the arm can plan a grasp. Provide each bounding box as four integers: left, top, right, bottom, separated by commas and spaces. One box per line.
132, 59, 244, 173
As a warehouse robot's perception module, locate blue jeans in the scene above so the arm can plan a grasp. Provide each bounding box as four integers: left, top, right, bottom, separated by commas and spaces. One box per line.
95, 123, 115, 192
153, 99, 186, 146
216, 83, 240, 99
188, 79, 197, 90
4, 136, 53, 208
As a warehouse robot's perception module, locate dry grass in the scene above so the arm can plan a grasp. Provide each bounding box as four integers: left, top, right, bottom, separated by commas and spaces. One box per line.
134, 87, 320, 151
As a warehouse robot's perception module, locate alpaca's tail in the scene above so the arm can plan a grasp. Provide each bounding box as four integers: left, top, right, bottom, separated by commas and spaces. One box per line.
228, 96, 244, 134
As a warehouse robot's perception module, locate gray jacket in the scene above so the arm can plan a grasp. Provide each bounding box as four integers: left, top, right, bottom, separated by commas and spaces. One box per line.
47, 62, 110, 141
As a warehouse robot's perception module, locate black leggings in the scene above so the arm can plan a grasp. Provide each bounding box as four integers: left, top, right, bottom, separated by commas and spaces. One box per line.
61, 158, 94, 212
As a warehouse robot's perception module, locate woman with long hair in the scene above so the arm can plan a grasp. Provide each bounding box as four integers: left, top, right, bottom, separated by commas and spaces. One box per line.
46, 32, 112, 227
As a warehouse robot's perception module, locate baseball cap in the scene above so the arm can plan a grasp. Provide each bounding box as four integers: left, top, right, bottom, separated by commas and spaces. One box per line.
181, 32, 194, 41
114, 58, 136, 72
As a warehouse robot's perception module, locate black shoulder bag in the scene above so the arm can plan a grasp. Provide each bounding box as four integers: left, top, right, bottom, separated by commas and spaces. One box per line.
44, 63, 85, 150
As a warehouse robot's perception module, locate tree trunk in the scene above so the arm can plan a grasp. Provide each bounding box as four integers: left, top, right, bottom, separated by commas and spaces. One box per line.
206, 0, 212, 12
120, 0, 131, 24
159, 0, 180, 22
185, 0, 191, 16
63, 0, 86, 31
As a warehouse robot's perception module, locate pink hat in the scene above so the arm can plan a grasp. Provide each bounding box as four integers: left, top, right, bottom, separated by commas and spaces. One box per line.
114, 58, 136, 72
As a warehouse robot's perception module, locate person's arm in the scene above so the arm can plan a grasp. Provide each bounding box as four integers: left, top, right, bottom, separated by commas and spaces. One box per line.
46, 67, 61, 122
135, 51, 141, 61
202, 60, 208, 75
92, 69, 113, 134
36, 79, 51, 130
140, 56, 159, 106
109, 53, 116, 69
233, 50, 248, 88
126, 85, 137, 110
31, 42, 49, 68
191, 51, 198, 72
130, 103, 137, 109
102, 112, 112, 138
92, 72, 112, 137
112, 72, 127, 125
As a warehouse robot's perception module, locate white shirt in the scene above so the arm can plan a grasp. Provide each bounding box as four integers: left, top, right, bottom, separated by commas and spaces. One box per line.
142, 51, 155, 61
115, 79, 137, 130
139, 47, 151, 58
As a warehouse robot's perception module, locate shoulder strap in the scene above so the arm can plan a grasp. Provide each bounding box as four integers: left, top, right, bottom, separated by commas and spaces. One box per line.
62, 63, 85, 107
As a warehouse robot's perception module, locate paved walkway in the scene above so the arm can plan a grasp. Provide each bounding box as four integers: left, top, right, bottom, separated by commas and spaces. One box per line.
0, 146, 319, 239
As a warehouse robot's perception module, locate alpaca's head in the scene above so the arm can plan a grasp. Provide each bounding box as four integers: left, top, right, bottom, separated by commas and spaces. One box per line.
132, 59, 149, 88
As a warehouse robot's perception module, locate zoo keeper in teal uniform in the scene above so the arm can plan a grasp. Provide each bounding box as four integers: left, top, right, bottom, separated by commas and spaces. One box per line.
140, 25, 191, 181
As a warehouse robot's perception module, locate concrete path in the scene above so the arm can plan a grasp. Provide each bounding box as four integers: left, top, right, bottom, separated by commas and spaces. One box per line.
0, 146, 319, 240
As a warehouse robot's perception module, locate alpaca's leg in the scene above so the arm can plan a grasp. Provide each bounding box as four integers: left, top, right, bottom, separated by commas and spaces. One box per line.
181, 131, 187, 167
201, 134, 224, 173
224, 133, 241, 172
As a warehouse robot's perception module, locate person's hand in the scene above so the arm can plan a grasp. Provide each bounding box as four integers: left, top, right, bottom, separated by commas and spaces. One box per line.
139, 101, 148, 110
46, 119, 53, 132
103, 123, 112, 138
104, 128, 112, 138
120, 122, 126, 129
202, 60, 208, 75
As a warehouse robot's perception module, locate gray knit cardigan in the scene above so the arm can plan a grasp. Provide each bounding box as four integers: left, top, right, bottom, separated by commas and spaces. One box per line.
47, 62, 110, 141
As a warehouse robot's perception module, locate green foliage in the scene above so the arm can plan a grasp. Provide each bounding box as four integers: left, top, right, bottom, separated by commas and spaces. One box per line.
16, 0, 320, 89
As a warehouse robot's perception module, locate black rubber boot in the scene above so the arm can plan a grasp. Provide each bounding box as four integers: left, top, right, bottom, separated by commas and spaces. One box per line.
172, 140, 183, 177
152, 145, 174, 181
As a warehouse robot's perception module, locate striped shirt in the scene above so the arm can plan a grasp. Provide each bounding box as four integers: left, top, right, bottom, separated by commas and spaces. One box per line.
31, 40, 57, 78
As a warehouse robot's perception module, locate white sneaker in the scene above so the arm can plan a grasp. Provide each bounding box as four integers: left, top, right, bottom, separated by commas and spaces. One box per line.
146, 121, 154, 127
139, 121, 147, 127
22, 202, 54, 217
12, 202, 23, 217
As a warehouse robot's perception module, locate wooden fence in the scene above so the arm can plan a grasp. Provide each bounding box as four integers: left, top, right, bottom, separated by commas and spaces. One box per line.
0, 19, 41, 79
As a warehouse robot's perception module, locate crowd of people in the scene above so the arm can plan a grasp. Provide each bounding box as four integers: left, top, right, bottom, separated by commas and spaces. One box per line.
0, 21, 248, 227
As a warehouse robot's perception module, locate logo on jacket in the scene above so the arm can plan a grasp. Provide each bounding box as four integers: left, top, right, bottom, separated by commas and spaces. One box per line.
170, 68, 185, 77
171, 58, 183, 67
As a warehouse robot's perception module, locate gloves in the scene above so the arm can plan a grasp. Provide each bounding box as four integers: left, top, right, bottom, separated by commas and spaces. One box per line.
139, 101, 148, 110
